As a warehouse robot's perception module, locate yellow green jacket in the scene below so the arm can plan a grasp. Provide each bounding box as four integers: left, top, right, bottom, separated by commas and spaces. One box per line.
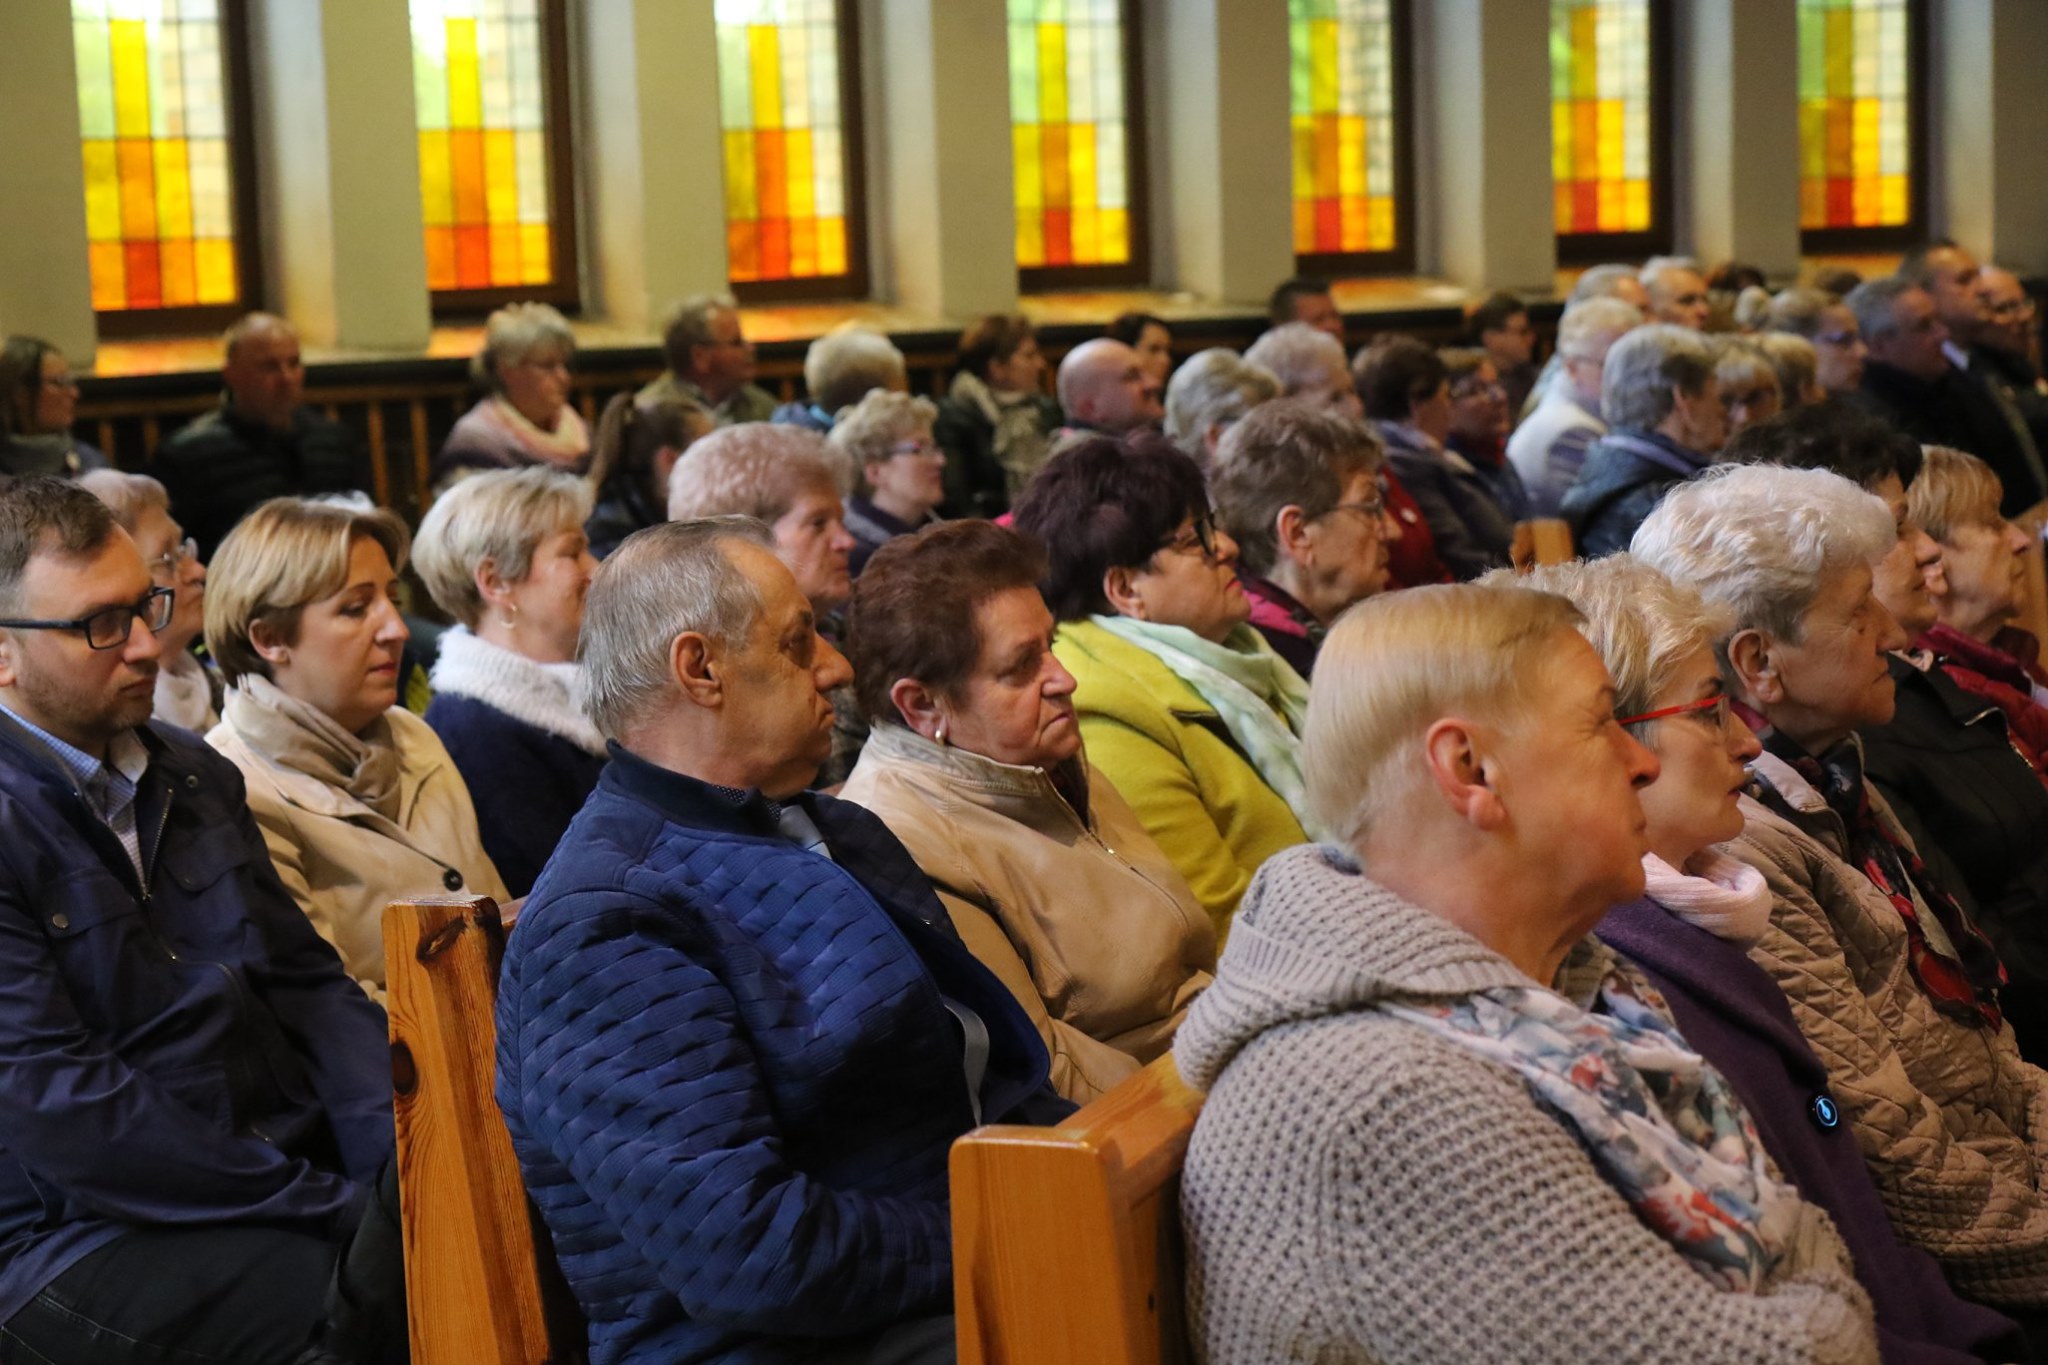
1052, 618, 1309, 948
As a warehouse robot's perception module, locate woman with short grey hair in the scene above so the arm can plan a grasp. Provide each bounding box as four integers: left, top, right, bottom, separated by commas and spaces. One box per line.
1635, 463, 2048, 1314
829, 388, 944, 576
1764, 287, 1867, 397
1559, 323, 1726, 557
1163, 348, 1281, 471
415, 466, 604, 896
433, 302, 588, 489
1713, 338, 1784, 437
77, 468, 218, 730
773, 325, 908, 433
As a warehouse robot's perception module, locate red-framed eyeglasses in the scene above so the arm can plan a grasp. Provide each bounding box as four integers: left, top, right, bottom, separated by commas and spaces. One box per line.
1617, 694, 1731, 729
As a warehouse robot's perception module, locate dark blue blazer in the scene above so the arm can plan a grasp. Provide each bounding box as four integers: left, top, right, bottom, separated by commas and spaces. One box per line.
496, 745, 1066, 1365
424, 693, 605, 898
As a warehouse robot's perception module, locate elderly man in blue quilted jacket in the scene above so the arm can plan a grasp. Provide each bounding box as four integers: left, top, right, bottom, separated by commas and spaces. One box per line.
496, 516, 1068, 1365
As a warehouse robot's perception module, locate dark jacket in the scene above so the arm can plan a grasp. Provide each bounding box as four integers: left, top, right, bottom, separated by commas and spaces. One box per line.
1238, 574, 1322, 679
422, 694, 605, 899
1862, 656, 2048, 1063
152, 401, 370, 557
584, 472, 664, 561
0, 714, 393, 1325
1559, 427, 1710, 559
1376, 422, 1515, 580
1973, 345, 2048, 471
931, 391, 1063, 520
843, 497, 938, 578
496, 747, 1067, 1365
1850, 362, 2048, 516
1598, 896, 2019, 1364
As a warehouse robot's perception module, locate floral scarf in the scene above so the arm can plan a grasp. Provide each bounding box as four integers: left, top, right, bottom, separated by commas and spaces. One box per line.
1384, 963, 1803, 1291
949, 370, 1050, 497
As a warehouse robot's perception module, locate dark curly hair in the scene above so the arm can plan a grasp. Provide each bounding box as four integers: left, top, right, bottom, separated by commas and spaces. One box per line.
1009, 431, 1211, 622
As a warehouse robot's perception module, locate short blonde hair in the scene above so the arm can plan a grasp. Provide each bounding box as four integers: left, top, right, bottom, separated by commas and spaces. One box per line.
1497, 555, 1733, 722
1754, 332, 1818, 404
1305, 583, 1585, 850
474, 302, 574, 393
76, 469, 170, 533
668, 423, 851, 524
1908, 445, 2006, 544
414, 466, 594, 628
829, 389, 938, 495
204, 498, 410, 684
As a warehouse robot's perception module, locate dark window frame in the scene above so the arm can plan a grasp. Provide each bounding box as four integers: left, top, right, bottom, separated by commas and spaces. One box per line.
1291, 0, 1418, 278
1798, 0, 1929, 255
92, 0, 265, 339
1552, 0, 1674, 267
1017, 0, 1153, 294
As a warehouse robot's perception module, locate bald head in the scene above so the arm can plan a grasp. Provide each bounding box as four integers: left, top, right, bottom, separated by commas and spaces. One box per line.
221, 313, 305, 432
1056, 338, 1164, 434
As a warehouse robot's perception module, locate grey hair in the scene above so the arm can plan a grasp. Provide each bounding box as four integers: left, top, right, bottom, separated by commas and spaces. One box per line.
668, 421, 851, 524
1494, 554, 1735, 722
1713, 337, 1779, 393
1569, 264, 1645, 306
660, 292, 741, 375
829, 388, 939, 493
579, 517, 775, 740
1844, 276, 1925, 344
1732, 286, 1773, 332
1630, 462, 1897, 643
803, 326, 906, 416
1762, 286, 1835, 338
1243, 323, 1348, 399
413, 465, 595, 629
473, 302, 574, 392
1163, 348, 1281, 462
1600, 324, 1716, 431
1556, 297, 1644, 361
76, 468, 170, 534
1639, 255, 1702, 288
1755, 332, 1819, 402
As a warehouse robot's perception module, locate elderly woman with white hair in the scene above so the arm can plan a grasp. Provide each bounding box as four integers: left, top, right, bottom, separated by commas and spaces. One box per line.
415, 467, 605, 897
1512, 553, 2022, 1364
1635, 463, 2048, 1319
1715, 338, 1785, 438
828, 388, 945, 576
1509, 295, 1645, 516
1560, 323, 1728, 557
1162, 347, 1280, 472
1242, 322, 1360, 420
76, 469, 219, 732
1177, 581, 1879, 1365
773, 325, 908, 433
432, 302, 588, 489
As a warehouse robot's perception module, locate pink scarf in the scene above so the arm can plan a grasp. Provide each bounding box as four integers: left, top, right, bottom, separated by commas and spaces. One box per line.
1640, 849, 1772, 945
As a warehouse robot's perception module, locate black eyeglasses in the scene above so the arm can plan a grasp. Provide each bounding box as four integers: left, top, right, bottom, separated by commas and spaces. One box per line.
1160, 515, 1220, 562
0, 586, 174, 650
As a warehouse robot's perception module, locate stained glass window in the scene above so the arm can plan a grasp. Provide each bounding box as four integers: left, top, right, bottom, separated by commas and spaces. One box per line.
411, 0, 557, 293
1798, 0, 1912, 232
73, 0, 241, 313
1550, 0, 1654, 237
1010, 0, 1134, 274
716, 0, 854, 286
1290, 0, 1399, 260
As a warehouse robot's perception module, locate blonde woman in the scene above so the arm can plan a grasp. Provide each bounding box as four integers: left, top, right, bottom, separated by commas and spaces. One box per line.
205, 498, 507, 1001
829, 388, 944, 576
432, 302, 588, 489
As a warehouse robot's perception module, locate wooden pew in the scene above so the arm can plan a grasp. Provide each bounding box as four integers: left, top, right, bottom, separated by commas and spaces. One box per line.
1512, 517, 1575, 570
383, 894, 585, 1365
952, 1055, 1206, 1365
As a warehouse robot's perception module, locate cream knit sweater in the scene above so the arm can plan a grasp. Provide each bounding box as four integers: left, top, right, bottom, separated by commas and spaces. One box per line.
1173, 844, 1878, 1365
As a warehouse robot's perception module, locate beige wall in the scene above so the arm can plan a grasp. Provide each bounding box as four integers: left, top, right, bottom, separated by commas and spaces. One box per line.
0, 0, 96, 362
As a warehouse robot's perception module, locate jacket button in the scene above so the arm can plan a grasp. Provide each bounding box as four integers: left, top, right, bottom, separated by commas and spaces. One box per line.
442, 869, 464, 891
50, 912, 69, 931
184, 774, 199, 790
1810, 1094, 1841, 1131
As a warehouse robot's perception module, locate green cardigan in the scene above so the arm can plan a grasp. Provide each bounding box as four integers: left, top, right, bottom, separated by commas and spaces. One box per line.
1051, 618, 1309, 947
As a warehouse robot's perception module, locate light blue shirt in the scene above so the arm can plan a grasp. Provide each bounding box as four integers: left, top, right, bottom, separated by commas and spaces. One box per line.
0, 703, 149, 884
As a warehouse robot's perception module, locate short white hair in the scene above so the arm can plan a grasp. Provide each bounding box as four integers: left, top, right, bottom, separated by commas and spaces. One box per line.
1556, 297, 1644, 361
829, 388, 938, 494
1243, 323, 1347, 398
1600, 324, 1715, 431
1630, 462, 1896, 642
474, 302, 574, 392
1163, 348, 1281, 460
668, 422, 851, 524
76, 468, 170, 533
803, 325, 906, 416
413, 465, 594, 628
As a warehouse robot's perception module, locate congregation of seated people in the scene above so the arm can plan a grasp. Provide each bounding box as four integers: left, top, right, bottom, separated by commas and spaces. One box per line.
12, 240, 2048, 1365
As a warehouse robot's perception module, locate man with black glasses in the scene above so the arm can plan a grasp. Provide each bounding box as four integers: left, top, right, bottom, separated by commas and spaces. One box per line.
0, 478, 404, 1364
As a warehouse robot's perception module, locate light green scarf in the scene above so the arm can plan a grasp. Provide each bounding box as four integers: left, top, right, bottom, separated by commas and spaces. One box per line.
1089, 615, 1319, 835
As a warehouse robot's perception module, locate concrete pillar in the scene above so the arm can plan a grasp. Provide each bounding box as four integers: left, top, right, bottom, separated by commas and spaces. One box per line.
1416, 0, 1555, 295
248, 0, 430, 352
1675, 0, 1801, 279
0, 0, 98, 362
867, 0, 1017, 320
579, 0, 731, 332
1931, 0, 2048, 274
1142, 0, 1293, 305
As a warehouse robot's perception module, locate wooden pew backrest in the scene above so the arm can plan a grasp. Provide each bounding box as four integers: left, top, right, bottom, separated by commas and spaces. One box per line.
951, 1055, 1205, 1365
384, 894, 584, 1365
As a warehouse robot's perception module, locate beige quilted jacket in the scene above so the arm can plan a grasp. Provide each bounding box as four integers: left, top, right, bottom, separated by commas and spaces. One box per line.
1733, 750, 2048, 1308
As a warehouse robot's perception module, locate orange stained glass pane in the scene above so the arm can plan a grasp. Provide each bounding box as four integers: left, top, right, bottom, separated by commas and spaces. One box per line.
1551, 0, 1656, 236
411, 0, 556, 290
1013, 0, 1133, 271
74, 1, 243, 312
1798, 0, 1913, 231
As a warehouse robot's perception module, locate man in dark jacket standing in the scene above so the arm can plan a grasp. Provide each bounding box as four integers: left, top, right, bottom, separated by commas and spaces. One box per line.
151, 313, 371, 556
0, 478, 401, 1364
497, 518, 1067, 1365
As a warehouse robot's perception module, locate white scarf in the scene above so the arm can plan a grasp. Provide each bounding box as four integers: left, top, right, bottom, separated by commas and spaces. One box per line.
1641, 849, 1774, 946
153, 650, 218, 733
428, 626, 607, 757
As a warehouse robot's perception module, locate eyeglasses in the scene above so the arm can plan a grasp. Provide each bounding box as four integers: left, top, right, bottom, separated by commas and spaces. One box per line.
1451, 379, 1507, 403
0, 586, 174, 650
39, 373, 79, 393
1159, 514, 1220, 562
145, 537, 199, 582
1617, 693, 1731, 731
1985, 298, 2039, 321
1327, 492, 1388, 524
887, 438, 943, 460
1815, 331, 1861, 348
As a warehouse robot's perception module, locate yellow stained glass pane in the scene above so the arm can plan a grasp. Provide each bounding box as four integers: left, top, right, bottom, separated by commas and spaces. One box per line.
1012, 0, 1133, 271
1289, 0, 1400, 258
1798, 0, 1913, 231
1551, 0, 1656, 237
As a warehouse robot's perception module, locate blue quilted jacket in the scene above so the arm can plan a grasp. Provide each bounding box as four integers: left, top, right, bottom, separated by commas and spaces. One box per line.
496, 745, 1065, 1364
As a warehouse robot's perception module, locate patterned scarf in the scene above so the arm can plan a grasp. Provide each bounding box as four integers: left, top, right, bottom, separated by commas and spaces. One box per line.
1384, 963, 1802, 1291
1760, 726, 2007, 1029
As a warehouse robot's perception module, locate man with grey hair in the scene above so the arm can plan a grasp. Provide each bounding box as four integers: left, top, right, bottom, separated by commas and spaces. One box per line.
774, 326, 908, 433
1848, 276, 2047, 513
1640, 256, 1712, 331
1508, 296, 1643, 515
1243, 322, 1361, 421
152, 312, 369, 557
495, 518, 1064, 1365
1054, 337, 1164, 438
1571, 262, 1652, 313
1559, 323, 1726, 557
640, 292, 776, 427
1972, 265, 2048, 460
